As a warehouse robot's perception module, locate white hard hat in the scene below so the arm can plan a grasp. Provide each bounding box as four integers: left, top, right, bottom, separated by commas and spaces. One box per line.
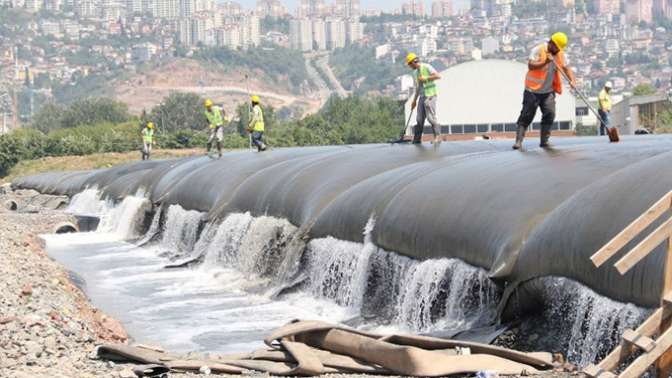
605, 81, 613, 88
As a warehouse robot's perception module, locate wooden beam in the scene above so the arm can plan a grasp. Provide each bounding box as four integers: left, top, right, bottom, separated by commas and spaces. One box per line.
619, 323, 672, 378
583, 364, 616, 378
597, 308, 665, 371
622, 329, 656, 352
590, 191, 672, 268
656, 239, 672, 377
614, 217, 672, 275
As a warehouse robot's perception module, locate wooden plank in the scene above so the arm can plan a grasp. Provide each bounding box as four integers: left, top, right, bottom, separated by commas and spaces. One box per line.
664, 292, 672, 308
622, 329, 656, 352
614, 217, 672, 275
583, 364, 616, 378
597, 308, 665, 371
619, 323, 672, 378
657, 238, 672, 377
591, 191, 672, 268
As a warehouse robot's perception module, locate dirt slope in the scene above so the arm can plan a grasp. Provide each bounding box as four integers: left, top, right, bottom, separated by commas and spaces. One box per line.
113, 58, 323, 117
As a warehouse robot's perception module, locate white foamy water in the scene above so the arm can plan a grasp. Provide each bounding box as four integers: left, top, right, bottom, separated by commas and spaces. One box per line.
534, 277, 648, 367
43, 207, 351, 353
66, 188, 107, 215
47, 199, 644, 365
97, 196, 149, 239
159, 205, 203, 256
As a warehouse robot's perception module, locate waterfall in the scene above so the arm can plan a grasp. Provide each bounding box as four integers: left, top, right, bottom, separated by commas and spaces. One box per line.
200, 213, 254, 269
136, 206, 163, 246
159, 205, 204, 256
97, 196, 150, 239
519, 277, 649, 367
304, 217, 500, 333
66, 188, 108, 215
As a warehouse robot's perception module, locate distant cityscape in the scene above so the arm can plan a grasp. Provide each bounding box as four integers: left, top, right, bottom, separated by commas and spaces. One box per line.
0, 0, 671, 133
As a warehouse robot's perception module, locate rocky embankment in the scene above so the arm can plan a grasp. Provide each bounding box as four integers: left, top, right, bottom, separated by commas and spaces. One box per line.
0, 187, 128, 378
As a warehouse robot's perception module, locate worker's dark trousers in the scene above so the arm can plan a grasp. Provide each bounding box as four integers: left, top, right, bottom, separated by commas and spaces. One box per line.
252, 131, 265, 151
516, 90, 556, 137
598, 109, 609, 135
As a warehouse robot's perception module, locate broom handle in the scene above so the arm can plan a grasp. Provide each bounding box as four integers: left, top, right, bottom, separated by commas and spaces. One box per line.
401, 109, 414, 137
552, 60, 608, 127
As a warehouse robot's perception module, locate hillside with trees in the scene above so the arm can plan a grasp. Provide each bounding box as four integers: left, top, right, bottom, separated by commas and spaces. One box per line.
0, 94, 404, 177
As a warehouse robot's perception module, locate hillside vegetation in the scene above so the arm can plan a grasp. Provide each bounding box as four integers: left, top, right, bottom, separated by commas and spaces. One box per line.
0, 95, 404, 180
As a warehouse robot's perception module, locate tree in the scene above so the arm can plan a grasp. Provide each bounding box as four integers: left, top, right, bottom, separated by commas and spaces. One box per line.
59, 98, 130, 128
149, 92, 207, 132
633, 84, 657, 96
29, 98, 130, 131
30, 103, 66, 133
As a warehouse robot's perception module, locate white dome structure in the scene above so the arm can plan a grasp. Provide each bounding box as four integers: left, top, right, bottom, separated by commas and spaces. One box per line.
405, 59, 576, 136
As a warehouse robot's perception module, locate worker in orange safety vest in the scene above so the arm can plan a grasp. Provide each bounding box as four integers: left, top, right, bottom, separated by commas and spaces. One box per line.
513, 32, 577, 150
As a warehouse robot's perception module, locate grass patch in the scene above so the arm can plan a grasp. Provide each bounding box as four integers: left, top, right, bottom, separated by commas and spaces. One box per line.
1, 148, 203, 184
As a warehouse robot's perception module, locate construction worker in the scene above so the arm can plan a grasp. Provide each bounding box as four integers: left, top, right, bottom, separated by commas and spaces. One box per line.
513, 32, 577, 149
141, 122, 154, 160
406, 53, 442, 144
598, 81, 613, 136
247, 95, 267, 152
204, 99, 225, 157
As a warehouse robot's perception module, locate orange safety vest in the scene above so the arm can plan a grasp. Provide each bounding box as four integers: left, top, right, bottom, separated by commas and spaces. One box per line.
524, 44, 565, 95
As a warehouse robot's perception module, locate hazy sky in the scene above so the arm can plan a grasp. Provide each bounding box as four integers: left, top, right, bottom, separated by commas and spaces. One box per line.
231, 0, 471, 14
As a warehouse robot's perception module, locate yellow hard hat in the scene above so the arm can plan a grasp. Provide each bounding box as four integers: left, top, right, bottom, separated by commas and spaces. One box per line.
551, 32, 568, 51
204, 99, 213, 107
147, 122, 154, 129
251, 95, 260, 103
406, 52, 418, 65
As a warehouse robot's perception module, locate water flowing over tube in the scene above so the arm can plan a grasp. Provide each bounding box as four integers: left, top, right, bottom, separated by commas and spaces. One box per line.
13, 137, 672, 324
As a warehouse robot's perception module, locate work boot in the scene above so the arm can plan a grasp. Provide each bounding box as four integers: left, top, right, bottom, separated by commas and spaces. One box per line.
412, 125, 423, 144
512, 126, 526, 150
539, 130, 551, 148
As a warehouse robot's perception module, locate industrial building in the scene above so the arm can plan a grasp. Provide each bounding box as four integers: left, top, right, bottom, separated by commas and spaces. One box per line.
405, 59, 577, 139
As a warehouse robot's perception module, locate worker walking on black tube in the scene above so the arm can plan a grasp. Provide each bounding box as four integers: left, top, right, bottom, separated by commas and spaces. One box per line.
247, 95, 267, 152
513, 32, 576, 150
141, 122, 155, 161
204, 99, 226, 158
598, 81, 613, 136
406, 53, 442, 145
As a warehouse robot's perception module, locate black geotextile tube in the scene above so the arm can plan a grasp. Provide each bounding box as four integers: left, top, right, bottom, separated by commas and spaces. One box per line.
12, 135, 672, 308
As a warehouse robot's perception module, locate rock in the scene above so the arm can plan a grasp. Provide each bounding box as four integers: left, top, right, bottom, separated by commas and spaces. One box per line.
48, 310, 62, 322
199, 366, 212, 375
88, 348, 100, 360
100, 315, 128, 342
20, 284, 33, 296
0, 316, 17, 325
23, 314, 44, 327
44, 335, 57, 350
118, 368, 136, 378
107, 361, 116, 368
25, 340, 43, 357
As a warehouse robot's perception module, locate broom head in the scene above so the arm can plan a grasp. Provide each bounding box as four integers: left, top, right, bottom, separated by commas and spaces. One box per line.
607, 127, 620, 142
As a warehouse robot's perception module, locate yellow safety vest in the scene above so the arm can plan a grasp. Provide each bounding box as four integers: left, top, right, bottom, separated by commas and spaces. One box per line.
251, 105, 264, 132
598, 89, 611, 112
